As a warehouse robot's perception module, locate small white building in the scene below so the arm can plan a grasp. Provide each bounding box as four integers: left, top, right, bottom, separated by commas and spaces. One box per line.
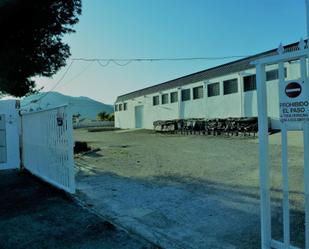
114, 42, 303, 130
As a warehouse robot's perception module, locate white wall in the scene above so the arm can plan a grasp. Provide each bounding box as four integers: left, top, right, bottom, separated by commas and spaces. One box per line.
115, 61, 302, 130
0, 100, 20, 170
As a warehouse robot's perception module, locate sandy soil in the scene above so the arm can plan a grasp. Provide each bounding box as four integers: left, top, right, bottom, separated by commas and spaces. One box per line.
74, 129, 306, 248
0, 170, 156, 249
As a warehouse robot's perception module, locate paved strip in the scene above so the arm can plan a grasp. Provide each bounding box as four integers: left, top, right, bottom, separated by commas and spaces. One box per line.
0, 170, 156, 249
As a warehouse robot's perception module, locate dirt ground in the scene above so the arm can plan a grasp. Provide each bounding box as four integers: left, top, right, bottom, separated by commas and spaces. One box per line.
74, 129, 306, 249
0, 170, 156, 249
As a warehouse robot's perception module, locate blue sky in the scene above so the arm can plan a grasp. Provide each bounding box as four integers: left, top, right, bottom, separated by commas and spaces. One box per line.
35, 0, 307, 104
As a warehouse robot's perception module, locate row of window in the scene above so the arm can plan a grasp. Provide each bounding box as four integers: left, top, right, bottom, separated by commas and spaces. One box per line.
242, 68, 287, 93
115, 102, 127, 112
152, 68, 286, 105
115, 68, 286, 110
153, 86, 204, 106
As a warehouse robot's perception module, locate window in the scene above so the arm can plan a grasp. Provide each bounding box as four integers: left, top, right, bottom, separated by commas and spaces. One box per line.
266, 69, 278, 81
207, 83, 220, 97
119, 104, 123, 111
115, 105, 118, 112
161, 94, 169, 104
170, 92, 178, 103
123, 103, 127, 110
266, 68, 287, 81
153, 95, 160, 106
193, 86, 204, 99
181, 89, 191, 101
223, 79, 238, 95
243, 74, 256, 92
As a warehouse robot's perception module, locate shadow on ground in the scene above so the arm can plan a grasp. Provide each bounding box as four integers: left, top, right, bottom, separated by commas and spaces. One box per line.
77, 171, 305, 249
151, 175, 305, 249
0, 170, 157, 249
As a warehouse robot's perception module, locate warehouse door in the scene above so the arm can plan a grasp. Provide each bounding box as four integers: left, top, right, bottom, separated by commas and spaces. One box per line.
0, 115, 7, 164
135, 105, 144, 128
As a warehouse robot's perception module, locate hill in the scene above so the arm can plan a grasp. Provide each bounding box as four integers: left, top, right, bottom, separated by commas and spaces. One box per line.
21, 92, 113, 119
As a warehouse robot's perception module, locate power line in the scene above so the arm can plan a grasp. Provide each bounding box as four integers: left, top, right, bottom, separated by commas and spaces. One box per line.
59, 60, 94, 88
112, 60, 133, 66
21, 54, 251, 108
36, 60, 75, 103
71, 55, 250, 65
21, 60, 75, 107
96, 60, 111, 67
46, 60, 75, 93
96, 59, 133, 67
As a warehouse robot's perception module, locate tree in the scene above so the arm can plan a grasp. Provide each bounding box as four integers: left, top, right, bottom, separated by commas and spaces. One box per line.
97, 112, 115, 121
0, 0, 82, 97
97, 111, 110, 121
108, 113, 114, 121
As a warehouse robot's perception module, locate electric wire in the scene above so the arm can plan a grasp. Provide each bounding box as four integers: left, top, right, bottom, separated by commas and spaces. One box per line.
96, 60, 111, 67
60, 60, 94, 88
71, 55, 250, 64
21, 60, 75, 107
96, 59, 133, 67
21, 54, 251, 108
112, 60, 133, 66
44, 60, 75, 94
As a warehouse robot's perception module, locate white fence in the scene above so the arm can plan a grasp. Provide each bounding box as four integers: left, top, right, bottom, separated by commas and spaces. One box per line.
22, 105, 75, 193
73, 119, 114, 129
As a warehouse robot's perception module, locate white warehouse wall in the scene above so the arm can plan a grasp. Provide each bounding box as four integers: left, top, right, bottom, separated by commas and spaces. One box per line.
115, 61, 301, 130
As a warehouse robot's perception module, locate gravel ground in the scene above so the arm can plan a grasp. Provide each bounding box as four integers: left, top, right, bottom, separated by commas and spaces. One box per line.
74, 129, 306, 248
0, 169, 157, 249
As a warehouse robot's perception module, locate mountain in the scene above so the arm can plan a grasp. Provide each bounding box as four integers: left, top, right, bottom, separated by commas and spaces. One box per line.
21, 92, 113, 119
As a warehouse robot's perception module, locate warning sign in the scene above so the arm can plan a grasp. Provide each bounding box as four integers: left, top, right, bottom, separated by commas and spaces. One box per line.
285, 82, 302, 98
280, 80, 309, 124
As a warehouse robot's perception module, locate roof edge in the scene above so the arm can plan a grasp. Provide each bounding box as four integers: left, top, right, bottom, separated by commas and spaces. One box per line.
116, 40, 306, 103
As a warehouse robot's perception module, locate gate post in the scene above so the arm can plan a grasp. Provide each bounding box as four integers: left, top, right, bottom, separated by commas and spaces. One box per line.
305, 3, 309, 248
256, 63, 271, 249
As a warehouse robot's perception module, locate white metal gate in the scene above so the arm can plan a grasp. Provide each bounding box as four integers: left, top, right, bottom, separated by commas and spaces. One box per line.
22, 105, 75, 193
252, 40, 309, 249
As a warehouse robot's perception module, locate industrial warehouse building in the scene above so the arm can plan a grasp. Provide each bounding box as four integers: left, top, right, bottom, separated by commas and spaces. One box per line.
114, 42, 303, 130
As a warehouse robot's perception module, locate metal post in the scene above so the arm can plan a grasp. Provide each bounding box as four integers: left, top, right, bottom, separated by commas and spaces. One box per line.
304, 122, 309, 249
304, 5, 309, 246
281, 125, 290, 248
256, 63, 271, 249
306, 0, 309, 48
278, 60, 290, 248
300, 51, 309, 249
